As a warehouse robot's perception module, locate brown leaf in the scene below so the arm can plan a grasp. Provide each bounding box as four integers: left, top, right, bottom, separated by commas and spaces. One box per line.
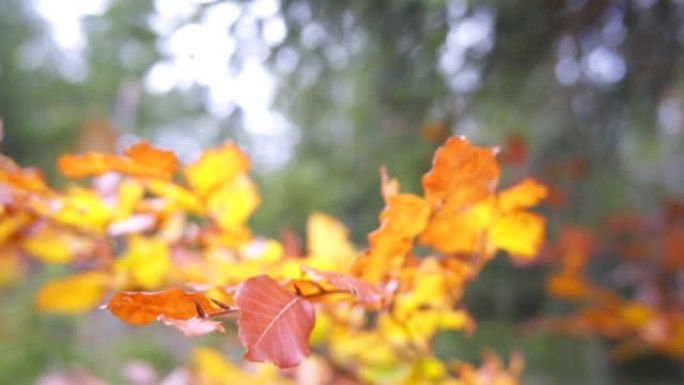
107, 288, 215, 325
235, 275, 315, 368
301, 266, 385, 305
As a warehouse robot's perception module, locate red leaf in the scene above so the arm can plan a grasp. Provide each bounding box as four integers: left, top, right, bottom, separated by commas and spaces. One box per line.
235, 275, 315, 368
301, 266, 385, 306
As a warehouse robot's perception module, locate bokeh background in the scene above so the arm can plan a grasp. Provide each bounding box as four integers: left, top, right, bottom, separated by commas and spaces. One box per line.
2, 0, 684, 383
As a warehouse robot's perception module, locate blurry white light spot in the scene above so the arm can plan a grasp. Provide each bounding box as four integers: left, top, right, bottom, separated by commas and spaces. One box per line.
602, 17, 626, 47
449, 67, 481, 93
301, 23, 326, 50
447, 11, 492, 50
249, 0, 279, 18
202, 2, 241, 30
555, 58, 580, 85
154, 0, 196, 20
275, 47, 299, 75
262, 16, 287, 47
583, 46, 626, 85
145, 61, 178, 94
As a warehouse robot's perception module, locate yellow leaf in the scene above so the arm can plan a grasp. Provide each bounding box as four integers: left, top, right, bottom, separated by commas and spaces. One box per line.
0, 212, 29, 242
207, 176, 259, 232
490, 211, 545, 259
21, 227, 93, 263
353, 194, 430, 283
497, 178, 547, 212
114, 178, 145, 218
306, 212, 356, 271
47, 186, 113, 231
192, 347, 290, 385
146, 179, 203, 214
35, 271, 110, 312
184, 142, 250, 197
116, 236, 171, 289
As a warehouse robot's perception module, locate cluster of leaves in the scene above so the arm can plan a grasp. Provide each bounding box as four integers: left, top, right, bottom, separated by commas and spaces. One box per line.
0, 136, 546, 383
544, 202, 684, 361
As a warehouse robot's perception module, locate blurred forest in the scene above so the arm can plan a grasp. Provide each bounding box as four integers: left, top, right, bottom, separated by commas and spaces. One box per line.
2, 0, 684, 383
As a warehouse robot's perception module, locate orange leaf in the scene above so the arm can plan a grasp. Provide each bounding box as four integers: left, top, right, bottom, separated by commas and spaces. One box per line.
124, 141, 178, 174
352, 194, 430, 283
421, 136, 499, 212
546, 272, 590, 300
107, 288, 216, 325
58, 141, 179, 179
235, 275, 315, 368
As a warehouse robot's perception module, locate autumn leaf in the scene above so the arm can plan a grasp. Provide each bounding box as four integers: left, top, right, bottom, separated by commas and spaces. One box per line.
305, 212, 356, 271
207, 176, 260, 232
235, 275, 316, 368
58, 141, 179, 179
21, 226, 94, 263
490, 211, 546, 260
301, 266, 385, 306
352, 193, 430, 283
35, 271, 111, 312
115, 236, 171, 289
421, 135, 500, 212
184, 142, 250, 197
107, 288, 216, 325
191, 347, 291, 385
124, 141, 178, 174
496, 178, 547, 212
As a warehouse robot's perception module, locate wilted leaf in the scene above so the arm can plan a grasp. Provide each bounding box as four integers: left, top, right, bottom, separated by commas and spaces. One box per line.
35, 272, 111, 312
235, 275, 315, 368
107, 288, 216, 325
158, 315, 225, 337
